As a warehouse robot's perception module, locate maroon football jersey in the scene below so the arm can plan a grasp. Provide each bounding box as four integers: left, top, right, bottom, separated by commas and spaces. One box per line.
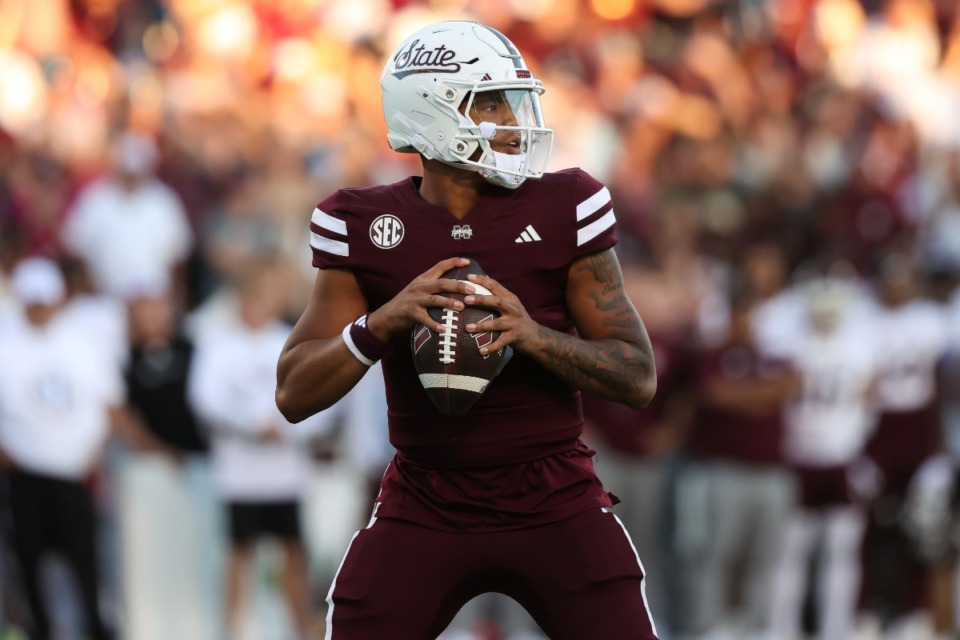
310, 168, 619, 530
311, 168, 617, 467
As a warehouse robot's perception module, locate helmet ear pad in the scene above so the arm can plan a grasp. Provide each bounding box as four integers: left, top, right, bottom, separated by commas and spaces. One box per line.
387, 109, 482, 166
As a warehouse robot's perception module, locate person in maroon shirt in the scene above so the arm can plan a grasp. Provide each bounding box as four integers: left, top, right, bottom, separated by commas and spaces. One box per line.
276, 21, 658, 640
672, 289, 800, 640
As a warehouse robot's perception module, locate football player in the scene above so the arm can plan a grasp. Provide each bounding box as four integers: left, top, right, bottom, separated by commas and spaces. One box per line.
769, 277, 880, 640
276, 20, 659, 640
859, 254, 952, 635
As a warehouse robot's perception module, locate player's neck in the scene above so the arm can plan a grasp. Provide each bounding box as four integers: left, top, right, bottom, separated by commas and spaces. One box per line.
418, 159, 490, 220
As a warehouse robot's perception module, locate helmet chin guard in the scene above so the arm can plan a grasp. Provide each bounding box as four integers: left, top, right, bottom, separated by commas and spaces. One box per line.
381, 21, 554, 188
479, 150, 528, 189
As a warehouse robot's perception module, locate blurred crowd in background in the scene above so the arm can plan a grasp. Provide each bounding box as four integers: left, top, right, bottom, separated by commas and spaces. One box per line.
3, 0, 960, 639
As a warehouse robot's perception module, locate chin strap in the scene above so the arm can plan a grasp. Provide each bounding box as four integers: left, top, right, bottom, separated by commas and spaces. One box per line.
479, 150, 527, 189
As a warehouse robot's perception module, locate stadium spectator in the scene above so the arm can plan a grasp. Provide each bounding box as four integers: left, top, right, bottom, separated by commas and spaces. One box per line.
60, 131, 194, 301
0, 257, 118, 640
672, 286, 799, 640
4, 149, 76, 261
189, 259, 331, 640
115, 278, 222, 640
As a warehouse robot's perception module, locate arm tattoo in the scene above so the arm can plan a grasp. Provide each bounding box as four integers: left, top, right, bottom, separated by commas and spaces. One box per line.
579, 252, 644, 337
533, 251, 655, 406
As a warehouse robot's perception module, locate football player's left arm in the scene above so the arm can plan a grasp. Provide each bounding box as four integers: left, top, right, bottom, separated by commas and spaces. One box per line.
465, 248, 656, 409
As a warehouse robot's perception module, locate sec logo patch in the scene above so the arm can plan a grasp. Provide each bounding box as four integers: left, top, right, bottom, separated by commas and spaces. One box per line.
370, 214, 404, 249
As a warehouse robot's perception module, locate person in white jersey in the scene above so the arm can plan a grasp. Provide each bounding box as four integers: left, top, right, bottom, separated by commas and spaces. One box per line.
770, 277, 880, 640
859, 254, 952, 636
60, 131, 193, 300
188, 259, 332, 640
0, 257, 120, 640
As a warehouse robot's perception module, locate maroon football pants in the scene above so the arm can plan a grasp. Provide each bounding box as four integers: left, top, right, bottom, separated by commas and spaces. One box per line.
325, 507, 659, 639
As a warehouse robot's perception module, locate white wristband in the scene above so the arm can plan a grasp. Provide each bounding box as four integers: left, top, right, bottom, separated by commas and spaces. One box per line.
342, 322, 377, 367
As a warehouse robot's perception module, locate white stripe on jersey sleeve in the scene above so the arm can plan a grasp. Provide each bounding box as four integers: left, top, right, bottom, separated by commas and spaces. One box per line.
576, 186, 611, 221
577, 210, 616, 247
311, 208, 347, 235
311, 231, 349, 257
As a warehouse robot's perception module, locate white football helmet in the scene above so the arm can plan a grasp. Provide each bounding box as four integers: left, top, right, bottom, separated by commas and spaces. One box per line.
381, 21, 554, 189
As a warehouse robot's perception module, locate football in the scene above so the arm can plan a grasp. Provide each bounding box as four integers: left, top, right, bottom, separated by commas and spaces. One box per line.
411, 260, 509, 416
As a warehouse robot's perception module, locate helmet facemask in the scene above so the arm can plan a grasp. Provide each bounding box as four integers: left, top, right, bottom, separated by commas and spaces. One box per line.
451, 87, 553, 189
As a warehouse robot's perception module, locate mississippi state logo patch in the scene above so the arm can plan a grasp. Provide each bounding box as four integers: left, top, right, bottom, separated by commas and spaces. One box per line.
370, 214, 404, 249
412, 325, 433, 355
472, 314, 497, 359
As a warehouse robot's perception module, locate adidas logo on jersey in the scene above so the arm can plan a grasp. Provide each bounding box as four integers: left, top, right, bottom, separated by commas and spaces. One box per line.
514, 225, 542, 243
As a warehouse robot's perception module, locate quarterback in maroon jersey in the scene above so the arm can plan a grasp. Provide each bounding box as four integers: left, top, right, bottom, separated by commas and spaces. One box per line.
276, 21, 658, 640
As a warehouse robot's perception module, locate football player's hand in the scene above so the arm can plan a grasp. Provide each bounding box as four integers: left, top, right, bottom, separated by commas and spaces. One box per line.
463, 273, 538, 355
367, 257, 475, 340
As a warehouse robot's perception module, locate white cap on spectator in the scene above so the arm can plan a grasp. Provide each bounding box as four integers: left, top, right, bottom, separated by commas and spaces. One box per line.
111, 131, 159, 176
10, 257, 65, 306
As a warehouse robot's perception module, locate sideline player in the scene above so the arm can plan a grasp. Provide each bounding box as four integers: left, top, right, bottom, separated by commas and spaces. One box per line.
770, 278, 879, 640
276, 20, 658, 640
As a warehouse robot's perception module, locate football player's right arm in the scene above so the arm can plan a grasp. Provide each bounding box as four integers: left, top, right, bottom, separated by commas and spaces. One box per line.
276, 268, 371, 423
276, 258, 471, 423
